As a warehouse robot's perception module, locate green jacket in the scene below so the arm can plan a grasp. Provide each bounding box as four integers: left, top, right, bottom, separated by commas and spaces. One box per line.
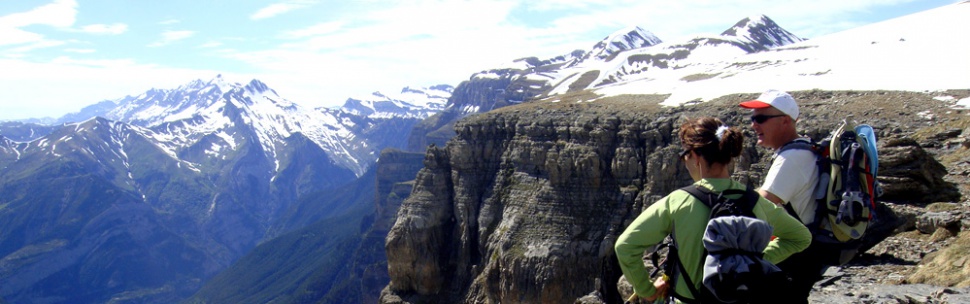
615, 178, 811, 301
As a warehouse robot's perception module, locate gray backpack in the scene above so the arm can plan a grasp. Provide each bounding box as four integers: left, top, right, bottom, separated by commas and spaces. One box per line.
655, 186, 790, 304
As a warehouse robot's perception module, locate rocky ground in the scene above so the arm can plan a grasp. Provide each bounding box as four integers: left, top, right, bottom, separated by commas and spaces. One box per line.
809, 209, 970, 303
808, 92, 970, 304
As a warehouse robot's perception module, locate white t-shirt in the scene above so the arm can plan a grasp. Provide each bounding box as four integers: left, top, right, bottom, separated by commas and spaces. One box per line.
762, 139, 819, 225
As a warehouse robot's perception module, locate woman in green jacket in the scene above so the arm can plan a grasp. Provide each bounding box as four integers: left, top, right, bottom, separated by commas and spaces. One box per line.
615, 117, 811, 303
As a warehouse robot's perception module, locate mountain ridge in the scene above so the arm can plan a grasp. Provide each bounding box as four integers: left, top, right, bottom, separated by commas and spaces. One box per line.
582, 25, 663, 62
0, 75, 449, 302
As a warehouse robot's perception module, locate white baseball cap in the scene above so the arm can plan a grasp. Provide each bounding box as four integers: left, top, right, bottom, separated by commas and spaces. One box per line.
739, 89, 799, 120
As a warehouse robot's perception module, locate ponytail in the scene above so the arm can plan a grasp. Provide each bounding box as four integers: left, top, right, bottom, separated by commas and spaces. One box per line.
679, 117, 744, 165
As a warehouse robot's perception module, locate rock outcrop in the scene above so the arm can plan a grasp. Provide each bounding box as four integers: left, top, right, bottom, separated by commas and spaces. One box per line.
355, 149, 428, 304
387, 101, 687, 303
879, 138, 960, 202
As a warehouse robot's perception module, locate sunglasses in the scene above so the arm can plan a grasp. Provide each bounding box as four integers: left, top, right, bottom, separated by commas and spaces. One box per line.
680, 149, 692, 159
750, 114, 787, 124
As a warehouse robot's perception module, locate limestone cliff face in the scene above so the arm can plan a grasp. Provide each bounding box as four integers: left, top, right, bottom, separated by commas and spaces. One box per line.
359, 149, 428, 304
384, 101, 698, 303
381, 91, 960, 303
375, 149, 429, 232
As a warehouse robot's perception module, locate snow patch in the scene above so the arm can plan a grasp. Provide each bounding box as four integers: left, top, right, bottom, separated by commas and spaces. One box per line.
954, 97, 970, 109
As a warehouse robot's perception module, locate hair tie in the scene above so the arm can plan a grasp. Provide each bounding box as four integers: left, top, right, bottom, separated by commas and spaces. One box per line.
715, 125, 730, 141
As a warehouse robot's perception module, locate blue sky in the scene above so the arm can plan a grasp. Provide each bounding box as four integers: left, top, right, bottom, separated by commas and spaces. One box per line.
0, 0, 958, 121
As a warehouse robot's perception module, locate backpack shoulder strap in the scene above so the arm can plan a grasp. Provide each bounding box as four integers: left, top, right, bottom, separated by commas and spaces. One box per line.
736, 186, 761, 210
679, 185, 714, 208
777, 138, 817, 155
775, 138, 828, 224
679, 185, 759, 212
671, 186, 713, 302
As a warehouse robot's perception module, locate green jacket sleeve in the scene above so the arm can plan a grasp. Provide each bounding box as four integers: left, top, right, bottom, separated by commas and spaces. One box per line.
614, 195, 674, 298
757, 198, 812, 264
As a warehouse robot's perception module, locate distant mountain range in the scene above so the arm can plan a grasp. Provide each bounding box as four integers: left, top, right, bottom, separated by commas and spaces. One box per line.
3, 75, 451, 175
459, 6, 966, 108
0, 75, 450, 302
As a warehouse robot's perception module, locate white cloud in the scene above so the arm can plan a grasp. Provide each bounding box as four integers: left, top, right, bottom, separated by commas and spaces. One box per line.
251, 0, 317, 20
78, 23, 128, 35
0, 28, 46, 46
148, 30, 196, 47
0, 0, 77, 28
9, 40, 66, 53
0, 56, 220, 120
198, 41, 223, 48
223, 1, 539, 105
0, 0, 78, 46
158, 19, 180, 25
281, 21, 344, 39
64, 48, 95, 53
0, 0, 126, 58
48, 56, 137, 67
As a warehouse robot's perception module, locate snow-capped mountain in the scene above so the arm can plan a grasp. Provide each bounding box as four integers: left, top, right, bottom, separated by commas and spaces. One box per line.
582, 26, 663, 62
436, 24, 665, 118
0, 76, 445, 302
79, 76, 357, 174
458, 13, 804, 106
24, 117, 143, 167
719, 14, 804, 52
45, 75, 450, 176
450, 2, 968, 112
545, 14, 805, 95
340, 84, 453, 119
570, 3, 969, 106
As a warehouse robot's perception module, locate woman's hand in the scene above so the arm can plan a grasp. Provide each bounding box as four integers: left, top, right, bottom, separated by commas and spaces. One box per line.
644, 275, 669, 302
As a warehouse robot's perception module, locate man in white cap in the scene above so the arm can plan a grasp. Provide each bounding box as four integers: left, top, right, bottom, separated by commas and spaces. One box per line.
739, 89, 821, 304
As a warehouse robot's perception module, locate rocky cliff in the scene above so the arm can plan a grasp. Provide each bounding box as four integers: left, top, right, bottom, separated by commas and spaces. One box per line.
358, 149, 428, 303
380, 90, 965, 303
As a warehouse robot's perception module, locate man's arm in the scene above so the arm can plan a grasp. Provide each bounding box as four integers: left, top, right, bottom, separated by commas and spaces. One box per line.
757, 189, 785, 206
759, 149, 810, 207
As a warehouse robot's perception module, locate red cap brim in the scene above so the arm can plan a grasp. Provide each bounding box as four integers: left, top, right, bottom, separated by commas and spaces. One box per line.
739, 100, 771, 109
